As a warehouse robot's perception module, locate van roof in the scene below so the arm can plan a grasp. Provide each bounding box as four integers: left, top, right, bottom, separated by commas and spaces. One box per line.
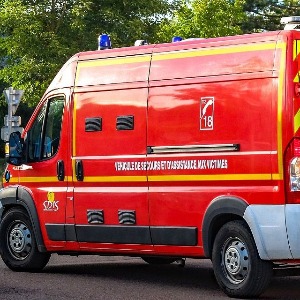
77, 30, 284, 61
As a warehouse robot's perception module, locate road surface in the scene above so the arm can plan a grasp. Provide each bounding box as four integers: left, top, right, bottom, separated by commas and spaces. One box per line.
0, 255, 300, 299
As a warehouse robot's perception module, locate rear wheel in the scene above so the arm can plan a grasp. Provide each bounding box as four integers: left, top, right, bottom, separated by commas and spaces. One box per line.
0, 208, 50, 271
212, 220, 273, 298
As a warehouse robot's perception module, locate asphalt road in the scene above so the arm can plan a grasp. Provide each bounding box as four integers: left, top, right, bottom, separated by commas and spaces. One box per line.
0, 255, 300, 300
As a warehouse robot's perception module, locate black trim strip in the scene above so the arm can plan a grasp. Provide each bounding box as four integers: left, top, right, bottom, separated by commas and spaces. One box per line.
45, 224, 198, 246
46, 224, 65, 241
46, 224, 77, 241
147, 144, 240, 154
65, 224, 77, 241
151, 226, 197, 246
76, 225, 151, 244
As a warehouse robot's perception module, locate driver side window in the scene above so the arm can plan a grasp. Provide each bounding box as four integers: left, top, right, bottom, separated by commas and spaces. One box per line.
27, 96, 64, 162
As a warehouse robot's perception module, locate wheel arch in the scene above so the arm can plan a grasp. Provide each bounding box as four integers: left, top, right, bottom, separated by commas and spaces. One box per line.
202, 196, 248, 258
0, 186, 46, 252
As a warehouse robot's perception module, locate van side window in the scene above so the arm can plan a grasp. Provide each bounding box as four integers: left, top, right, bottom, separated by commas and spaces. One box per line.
27, 96, 64, 161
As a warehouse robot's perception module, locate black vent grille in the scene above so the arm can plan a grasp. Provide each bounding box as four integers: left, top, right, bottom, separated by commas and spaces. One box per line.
87, 210, 104, 224
118, 210, 136, 225
85, 117, 102, 132
116, 116, 134, 130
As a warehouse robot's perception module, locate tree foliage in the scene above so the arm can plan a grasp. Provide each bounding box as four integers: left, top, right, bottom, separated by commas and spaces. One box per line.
1, 0, 300, 108
242, 0, 300, 32
0, 0, 178, 105
156, 0, 246, 42
157, 0, 300, 41
0, 0, 299, 157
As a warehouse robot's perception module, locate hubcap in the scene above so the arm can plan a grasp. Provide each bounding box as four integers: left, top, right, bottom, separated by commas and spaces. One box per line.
8, 221, 32, 260
222, 238, 250, 284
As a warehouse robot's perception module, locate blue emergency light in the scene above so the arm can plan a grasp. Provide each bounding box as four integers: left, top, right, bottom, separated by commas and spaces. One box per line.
98, 34, 112, 50
172, 36, 183, 42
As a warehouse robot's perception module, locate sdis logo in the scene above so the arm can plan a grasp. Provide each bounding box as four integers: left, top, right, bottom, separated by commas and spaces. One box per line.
43, 191, 59, 212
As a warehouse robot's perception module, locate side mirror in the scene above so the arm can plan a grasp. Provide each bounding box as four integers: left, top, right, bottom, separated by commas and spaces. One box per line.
8, 131, 25, 166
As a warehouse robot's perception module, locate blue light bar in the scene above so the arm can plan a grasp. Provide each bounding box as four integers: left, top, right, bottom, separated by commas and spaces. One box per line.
98, 34, 112, 50
172, 36, 183, 42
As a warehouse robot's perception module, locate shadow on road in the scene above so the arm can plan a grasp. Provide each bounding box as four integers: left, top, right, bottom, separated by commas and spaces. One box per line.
42, 257, 300, 299
45, 258, 217, 290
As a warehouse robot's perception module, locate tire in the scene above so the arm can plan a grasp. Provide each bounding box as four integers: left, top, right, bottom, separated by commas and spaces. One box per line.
212, 220, 273, 298
142, 257, 177, 265
0, 208, 50, 272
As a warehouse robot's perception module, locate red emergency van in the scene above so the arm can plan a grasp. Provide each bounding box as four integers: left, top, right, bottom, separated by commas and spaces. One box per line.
2, 17, 300, 298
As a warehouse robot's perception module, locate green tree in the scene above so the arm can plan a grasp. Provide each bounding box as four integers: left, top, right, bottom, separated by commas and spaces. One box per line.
0, 0, 178, 106
156, 0, 246, 42
242, 0, 300, 32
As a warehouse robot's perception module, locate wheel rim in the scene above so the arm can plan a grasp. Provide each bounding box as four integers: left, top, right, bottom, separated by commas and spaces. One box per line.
221, 237, 250, 284
7, 221, 32, 260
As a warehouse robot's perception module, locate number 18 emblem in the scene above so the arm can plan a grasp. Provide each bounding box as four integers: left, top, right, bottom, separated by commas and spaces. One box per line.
200, 97, 214, 130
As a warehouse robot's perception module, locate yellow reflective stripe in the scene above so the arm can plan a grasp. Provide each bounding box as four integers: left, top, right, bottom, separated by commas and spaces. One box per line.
294, 40, 298, 60
76, 42, 278, 73
72, 94, 78, 157
73, 41, 282, 157
293, 40, 300, 82
72, 40, 285, 180
153, 42, 277, 61
12, 177, 58, 183
12, 174, 279, 183
9, 176, 73, 183
293, 41, 300, 132
148, 174, 271, 182
84, 174, 273, 182
294, 108, 300, 134
78, 55, 151, 69
75, 55, 151, 86
277, 41, 287, 181
83, 176, 147, 182
272, 173, 283, 180
8, 178, 18, 183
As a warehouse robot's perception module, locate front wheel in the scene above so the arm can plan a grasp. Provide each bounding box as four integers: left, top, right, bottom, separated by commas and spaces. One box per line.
0, 208, 50, 271
212, 220, 273, 298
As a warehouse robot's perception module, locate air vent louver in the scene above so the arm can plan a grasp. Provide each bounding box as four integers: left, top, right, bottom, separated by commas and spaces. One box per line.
116, 116, 134, 130
87, 210, 104, 224
85, 117, 102, 132
118, 210, 136, 225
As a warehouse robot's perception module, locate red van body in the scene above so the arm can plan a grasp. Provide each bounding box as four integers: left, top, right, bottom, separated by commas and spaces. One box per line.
2, 29, 300, 297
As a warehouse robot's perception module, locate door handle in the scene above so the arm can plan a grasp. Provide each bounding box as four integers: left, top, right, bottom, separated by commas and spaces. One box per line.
57, 160, 65, 181
75, 159, 84, 181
